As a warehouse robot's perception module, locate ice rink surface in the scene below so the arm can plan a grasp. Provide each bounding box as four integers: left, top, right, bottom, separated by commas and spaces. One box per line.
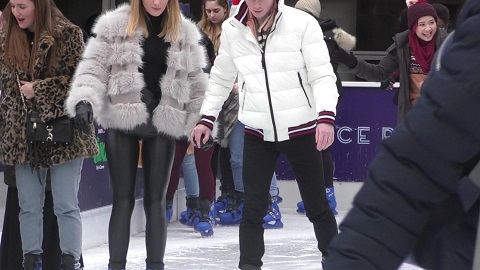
83, 208, 424, 270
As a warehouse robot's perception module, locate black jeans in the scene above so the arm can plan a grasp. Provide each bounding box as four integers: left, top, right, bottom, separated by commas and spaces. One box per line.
239, 133, 338, 268
105, 129, 175, 269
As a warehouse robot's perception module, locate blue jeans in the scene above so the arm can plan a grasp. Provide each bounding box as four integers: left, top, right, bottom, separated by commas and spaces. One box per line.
181, 153, 199, 198
16, 158, 84, 259
229, 121, 278, 196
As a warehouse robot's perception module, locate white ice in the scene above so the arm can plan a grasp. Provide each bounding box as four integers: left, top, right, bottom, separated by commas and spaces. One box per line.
83, 208, 424, 270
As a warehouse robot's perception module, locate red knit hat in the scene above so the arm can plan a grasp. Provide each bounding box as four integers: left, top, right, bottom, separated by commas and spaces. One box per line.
232, 0, 241, 5
408, 2, 437, 28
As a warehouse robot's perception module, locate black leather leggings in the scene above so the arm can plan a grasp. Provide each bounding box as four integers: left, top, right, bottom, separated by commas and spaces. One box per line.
105, 129, 175, 269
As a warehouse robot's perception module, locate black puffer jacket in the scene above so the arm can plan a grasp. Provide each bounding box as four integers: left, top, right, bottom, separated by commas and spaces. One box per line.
324, 0, 480, 269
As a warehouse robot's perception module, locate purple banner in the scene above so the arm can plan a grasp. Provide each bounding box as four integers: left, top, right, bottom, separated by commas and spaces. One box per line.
275, 86, 398, 182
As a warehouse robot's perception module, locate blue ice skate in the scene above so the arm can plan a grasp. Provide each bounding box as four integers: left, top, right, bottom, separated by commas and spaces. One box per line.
166, 200, 173, 223
296, 200, 306, 214
179, 197, 200, 226
218, 192, 244, 225
214, 189, 234, 218
297, 188, 338, 215
263, 196, 284, 229
326, 187, 338, 215
194, 199, 215, 237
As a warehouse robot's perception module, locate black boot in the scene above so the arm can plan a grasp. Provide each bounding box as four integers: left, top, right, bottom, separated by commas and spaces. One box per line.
194, 199, 215, 237
23, 254, 42, 270
60, 254, 82, 270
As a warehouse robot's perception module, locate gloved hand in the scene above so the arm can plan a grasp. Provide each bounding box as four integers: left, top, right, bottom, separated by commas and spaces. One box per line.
74, 101, 93, 134
380, 78, 395, 90
331, 49, 358, 69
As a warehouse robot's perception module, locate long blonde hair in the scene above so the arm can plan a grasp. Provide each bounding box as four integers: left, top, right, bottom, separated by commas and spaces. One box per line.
126, 0, 182, 42
199, 0, 230, 54
2, 0, 65, 73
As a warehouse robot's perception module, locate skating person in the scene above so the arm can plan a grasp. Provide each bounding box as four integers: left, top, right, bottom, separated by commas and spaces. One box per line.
0, 1, 98, 269
332, 1, 448, 123
66, 0, 208, 268
294, 0, 356, 216
166, 139, 217, 237
191, 0, 339, 268
324, 0, 480, 268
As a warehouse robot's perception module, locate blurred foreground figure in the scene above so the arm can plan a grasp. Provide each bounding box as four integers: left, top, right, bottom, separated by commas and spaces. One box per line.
324, 0, 480, 269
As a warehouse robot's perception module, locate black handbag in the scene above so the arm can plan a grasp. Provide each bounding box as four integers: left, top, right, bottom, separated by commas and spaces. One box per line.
26, 110, 73, 144
16, 73, 73, 144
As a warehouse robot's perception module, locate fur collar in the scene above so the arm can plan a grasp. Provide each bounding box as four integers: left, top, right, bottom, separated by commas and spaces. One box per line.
92, 4, 202, 45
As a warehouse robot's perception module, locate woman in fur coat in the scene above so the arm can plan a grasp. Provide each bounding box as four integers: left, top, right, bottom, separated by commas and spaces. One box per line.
66, 0, 208, 269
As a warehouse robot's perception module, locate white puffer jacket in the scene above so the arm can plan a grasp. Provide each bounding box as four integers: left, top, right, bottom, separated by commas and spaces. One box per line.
200, 0, 338, 142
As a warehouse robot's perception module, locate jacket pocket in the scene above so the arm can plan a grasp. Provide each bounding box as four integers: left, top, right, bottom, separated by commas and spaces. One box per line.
240, 81, 246, 112
297, 73, 312, 108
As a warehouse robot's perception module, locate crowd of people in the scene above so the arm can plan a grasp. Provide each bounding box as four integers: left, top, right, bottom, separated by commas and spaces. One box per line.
1, 0, 478, 269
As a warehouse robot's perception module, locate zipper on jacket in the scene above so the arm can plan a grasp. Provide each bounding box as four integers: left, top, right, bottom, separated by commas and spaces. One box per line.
297, 73, 312, 108
261, 46, 278, 142
240, 81, 246, 112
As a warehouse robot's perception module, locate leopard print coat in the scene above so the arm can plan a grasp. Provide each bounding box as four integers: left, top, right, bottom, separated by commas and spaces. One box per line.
0, 17, 98, 169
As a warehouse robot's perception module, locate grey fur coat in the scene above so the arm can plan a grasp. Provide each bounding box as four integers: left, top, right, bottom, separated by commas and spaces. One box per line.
66, 4, 208, 138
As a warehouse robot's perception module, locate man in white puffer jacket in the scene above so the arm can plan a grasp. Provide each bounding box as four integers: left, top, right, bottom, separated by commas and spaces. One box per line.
192, 0, 338, 269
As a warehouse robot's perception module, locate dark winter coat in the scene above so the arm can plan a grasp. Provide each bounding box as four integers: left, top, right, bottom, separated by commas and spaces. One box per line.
319, 19, 355, 101
0, 17, 98, 169
324, 0, 480, 269
352, 29, 448, 123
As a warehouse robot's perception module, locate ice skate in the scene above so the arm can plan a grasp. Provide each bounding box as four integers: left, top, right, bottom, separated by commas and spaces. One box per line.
60, 254, 82, 270
296, 200, 306, 214
263, 195, 284, 229
194, 199, 215, 237
326, 187, 338, 215
179, 197, 200, 226
213, 189, 235, 218
166, 200, 173, 223
218, 192, 244, 225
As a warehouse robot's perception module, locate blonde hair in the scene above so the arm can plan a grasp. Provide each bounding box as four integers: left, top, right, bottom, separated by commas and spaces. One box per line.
199, 0, 230, 54
126, 0, 182, 42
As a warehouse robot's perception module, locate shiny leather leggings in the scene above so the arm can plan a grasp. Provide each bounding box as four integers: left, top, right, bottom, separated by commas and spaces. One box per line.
105, 129, 175, 269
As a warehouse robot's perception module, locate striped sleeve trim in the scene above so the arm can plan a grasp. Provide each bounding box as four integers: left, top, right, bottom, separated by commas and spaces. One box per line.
317, 111, 335, 126
244, 126, 264, 139
198, 115, 216, 130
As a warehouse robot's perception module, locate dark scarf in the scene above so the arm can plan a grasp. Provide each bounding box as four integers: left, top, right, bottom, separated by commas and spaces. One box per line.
408, 24, 437, 73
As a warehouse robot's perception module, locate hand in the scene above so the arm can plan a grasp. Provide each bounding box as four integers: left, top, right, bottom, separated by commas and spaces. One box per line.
19, 81, 35, 99
232, 82, 239, 95
74, 101, 93, 134
380, 78, 395, 90
191, 124, 211, 149
331, 49, 358, 69
315, 123, 334, 151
